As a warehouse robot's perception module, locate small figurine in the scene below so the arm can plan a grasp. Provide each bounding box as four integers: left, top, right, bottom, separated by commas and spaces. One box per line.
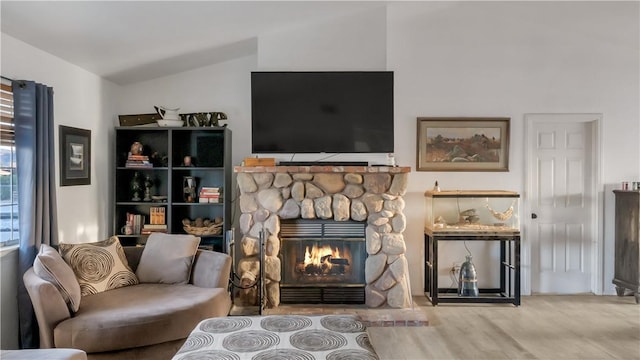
183, 155, 193, 167
434, 181, 441, 192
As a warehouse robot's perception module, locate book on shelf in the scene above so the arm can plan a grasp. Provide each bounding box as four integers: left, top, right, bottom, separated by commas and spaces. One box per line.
141, 223, 168, 235
128, 154, 149, 161
149, 207, 166, 225
141, 229, 168, 235
198, 196, 220, 203
125, 161, 153, 168
143, 224, 168, 230
200, 186, 221, 193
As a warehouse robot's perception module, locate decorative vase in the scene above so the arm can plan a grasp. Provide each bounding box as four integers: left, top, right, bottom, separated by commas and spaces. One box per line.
130, 172, 142, 201
183, 176, 196, 203
458, 255, 479, 297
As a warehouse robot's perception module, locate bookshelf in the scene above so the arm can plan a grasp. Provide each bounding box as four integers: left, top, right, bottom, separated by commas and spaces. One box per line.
114, 127, 232, 252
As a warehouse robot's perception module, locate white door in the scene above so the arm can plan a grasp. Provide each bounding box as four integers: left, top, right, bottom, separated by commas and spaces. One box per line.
527, 114, 599, 294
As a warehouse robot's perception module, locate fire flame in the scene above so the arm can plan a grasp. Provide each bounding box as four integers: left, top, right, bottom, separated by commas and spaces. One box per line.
303, 245, 341, 268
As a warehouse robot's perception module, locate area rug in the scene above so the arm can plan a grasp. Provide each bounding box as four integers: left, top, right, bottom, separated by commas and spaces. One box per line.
172, 314, 378, 360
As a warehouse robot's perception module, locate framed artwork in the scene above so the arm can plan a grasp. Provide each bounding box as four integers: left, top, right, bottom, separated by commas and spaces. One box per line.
416, 117, 510, 172
59, 125, 91, 186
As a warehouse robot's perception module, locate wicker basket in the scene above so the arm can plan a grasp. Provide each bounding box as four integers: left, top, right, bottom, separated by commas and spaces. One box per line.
183, 223, 223, 236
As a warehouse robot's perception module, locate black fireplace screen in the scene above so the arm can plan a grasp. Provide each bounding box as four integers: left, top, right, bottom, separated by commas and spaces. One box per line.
281, 238, 366, 285
279, 220, 366, 287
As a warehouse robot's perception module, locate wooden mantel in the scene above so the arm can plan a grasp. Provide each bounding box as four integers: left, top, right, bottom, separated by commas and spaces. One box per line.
234, 165, 411, 174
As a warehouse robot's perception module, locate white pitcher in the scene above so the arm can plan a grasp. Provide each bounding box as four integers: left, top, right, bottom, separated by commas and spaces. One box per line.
154, 106, 180, 120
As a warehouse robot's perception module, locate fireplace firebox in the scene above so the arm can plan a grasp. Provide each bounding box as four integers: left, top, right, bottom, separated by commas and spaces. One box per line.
280, 220, 366, 304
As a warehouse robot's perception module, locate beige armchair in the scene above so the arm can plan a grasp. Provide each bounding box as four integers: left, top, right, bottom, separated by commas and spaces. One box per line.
23, 246, 232, 354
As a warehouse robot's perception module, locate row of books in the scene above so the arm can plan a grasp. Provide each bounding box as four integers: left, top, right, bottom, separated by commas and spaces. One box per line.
126, 211, 167, 235
199, 187, 222, 203
126, 154, 153, 168
149, 206, 166, 225
126, 213, 145, 235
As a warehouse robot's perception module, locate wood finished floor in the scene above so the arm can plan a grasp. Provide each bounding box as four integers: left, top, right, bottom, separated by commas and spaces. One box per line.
368, 295, 640, 360
90, 295, 639, 360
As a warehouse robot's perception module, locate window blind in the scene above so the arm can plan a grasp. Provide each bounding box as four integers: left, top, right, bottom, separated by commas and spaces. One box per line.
0, 83, 14, 145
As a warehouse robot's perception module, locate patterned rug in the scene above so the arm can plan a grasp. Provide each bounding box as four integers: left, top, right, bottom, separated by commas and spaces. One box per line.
172, 314, 379, 360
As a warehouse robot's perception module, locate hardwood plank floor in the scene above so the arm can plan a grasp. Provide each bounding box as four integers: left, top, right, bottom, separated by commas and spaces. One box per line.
368, 295, 640, 360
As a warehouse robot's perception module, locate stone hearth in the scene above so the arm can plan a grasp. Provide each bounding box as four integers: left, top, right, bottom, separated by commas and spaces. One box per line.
234, 165, 411, 309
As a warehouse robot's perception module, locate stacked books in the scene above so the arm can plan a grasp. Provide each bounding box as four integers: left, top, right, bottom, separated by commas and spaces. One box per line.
126, 154, 152, 168
199, 187, 221, 203
142, 207, 167, 234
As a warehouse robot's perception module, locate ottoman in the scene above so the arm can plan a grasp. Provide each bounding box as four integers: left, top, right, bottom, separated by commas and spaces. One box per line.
173, 314, 378, 359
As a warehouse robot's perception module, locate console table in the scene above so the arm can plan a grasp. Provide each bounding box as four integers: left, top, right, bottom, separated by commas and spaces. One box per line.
424, 231, 521, 306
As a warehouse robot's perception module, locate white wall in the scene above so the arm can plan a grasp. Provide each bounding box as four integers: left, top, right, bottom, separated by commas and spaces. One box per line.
0, 33, 118, 348
258, 5, 387, 71
2, 34, 119, 244
387, 1, 639, 294
114, 2, 639, 296
117, 54, 256, 170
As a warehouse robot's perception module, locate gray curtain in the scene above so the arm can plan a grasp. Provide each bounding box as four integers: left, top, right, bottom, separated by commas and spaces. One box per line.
14, 80, 58, 349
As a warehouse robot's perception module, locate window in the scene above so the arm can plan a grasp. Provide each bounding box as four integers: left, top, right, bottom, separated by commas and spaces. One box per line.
0, 81, 18, 248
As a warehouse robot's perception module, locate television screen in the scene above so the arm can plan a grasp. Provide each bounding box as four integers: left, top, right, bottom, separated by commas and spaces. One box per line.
251, 71, 394, 153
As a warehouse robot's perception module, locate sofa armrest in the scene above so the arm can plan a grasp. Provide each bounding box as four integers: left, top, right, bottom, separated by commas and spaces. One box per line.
190, 250, 231, 289
23, 268, 72, 348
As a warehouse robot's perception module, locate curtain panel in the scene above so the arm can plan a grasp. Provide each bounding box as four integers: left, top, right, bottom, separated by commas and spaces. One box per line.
13, 80, 58, 349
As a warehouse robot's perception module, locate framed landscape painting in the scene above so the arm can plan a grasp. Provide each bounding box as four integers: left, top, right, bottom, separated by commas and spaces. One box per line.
59, 125, 91, 186
416, 117, 510, 172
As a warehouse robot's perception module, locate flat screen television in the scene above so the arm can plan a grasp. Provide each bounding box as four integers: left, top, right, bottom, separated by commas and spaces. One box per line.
251, 71, 394, 153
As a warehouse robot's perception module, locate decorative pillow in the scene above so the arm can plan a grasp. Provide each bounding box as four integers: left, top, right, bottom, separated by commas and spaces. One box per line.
58, 236, 139, 297
33, 244, 82, 313
136, 233, 201, 284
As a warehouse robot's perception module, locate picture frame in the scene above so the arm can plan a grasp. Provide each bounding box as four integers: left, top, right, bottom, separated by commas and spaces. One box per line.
59, 125, 91, 186
416, 117, 510, 172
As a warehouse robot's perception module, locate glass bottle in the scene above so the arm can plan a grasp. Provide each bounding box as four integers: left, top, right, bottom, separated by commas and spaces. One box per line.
458, 255, 479, 297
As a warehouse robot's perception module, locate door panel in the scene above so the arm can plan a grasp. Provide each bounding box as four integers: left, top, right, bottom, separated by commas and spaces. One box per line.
530, 118, 594, 294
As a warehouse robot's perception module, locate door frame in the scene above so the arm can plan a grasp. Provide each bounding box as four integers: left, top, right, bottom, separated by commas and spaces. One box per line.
523, 113, 603, 295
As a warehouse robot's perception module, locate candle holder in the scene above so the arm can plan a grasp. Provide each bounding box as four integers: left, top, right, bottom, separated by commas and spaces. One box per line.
143, 175, 153, 202
130, 172, 142, 201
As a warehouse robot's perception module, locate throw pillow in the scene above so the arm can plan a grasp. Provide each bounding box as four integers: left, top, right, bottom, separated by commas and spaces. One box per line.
136, 233, 201, 284
59, 236, 139, 296
33, 244, 82, 313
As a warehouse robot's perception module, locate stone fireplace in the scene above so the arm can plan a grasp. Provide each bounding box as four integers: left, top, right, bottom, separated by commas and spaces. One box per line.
234, 165, 411, 309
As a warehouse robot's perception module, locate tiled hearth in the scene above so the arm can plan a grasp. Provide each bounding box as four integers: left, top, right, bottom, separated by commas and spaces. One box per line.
262, 302, 429, 327
234, 165, 412, 309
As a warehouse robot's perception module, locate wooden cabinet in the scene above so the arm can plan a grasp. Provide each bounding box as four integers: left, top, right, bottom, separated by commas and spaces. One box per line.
613, 190, 640, 304
114, 127, 232, 252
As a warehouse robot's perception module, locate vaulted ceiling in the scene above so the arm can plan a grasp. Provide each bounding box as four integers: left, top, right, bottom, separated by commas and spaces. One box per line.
1, 1, 383, 85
